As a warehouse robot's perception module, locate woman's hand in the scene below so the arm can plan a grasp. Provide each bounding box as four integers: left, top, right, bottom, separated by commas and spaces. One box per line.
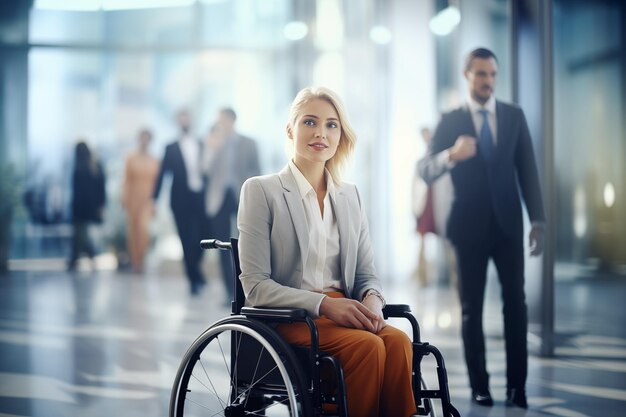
319, 297, 379, 332
361, 294, 387, 333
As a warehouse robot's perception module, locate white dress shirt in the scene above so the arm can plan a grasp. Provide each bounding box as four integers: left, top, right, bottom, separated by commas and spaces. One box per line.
179, 134, 203, 192
288, 160, 342, 315
467, 95, 497, 145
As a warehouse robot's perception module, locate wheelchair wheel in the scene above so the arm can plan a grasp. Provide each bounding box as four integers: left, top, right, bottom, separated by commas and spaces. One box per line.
170, 317, 312, 417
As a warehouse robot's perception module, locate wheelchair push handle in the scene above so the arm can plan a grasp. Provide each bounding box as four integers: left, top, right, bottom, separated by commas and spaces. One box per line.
200, 239, 232, 250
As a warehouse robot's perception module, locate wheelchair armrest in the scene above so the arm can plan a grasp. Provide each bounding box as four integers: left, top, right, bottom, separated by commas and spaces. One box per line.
382, 304, 411, 319
383, 304, 421, 341
240, 306, 310, 320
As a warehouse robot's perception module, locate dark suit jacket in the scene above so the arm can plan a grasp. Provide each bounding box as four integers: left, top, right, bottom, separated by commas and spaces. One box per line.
153, 140, 203, 216
71, 161, 106, 223
419, 101, 545, 243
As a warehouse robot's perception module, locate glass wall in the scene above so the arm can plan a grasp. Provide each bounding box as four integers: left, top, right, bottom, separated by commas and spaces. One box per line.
11, 0, 616, 285
553, 0, 626, 274
13, 0, 423, 280
4, 0, 525, 281
22, 1, 297, 265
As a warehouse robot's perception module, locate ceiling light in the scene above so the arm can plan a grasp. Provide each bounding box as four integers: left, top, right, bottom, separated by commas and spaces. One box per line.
102, 0, 195, 10
35, 0, 196, 11
603, 182, 615, 208
370, 26, 392, 45
35, 0, 100, 11
429, 6, 461, 36
284, 21, 308, 41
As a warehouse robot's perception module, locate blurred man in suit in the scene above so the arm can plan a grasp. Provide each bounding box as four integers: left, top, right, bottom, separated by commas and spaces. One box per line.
419, 48, 545, 408
203, 108, 260, 301
153, 109, 206, 295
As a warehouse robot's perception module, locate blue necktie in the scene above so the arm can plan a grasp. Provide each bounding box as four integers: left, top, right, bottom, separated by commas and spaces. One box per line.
478, 109, 494, 163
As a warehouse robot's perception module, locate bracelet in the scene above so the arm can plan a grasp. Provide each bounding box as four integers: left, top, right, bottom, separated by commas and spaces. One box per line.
363, 289, 386, 308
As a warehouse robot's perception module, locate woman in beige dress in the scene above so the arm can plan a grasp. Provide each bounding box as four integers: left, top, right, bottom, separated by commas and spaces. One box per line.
122, 129, 159, 273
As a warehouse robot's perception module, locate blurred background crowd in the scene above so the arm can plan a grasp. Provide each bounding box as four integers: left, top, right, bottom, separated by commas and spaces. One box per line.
0, 0, 624, 355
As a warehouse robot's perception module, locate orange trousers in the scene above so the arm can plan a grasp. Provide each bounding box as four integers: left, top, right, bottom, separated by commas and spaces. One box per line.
276, 292, 416, 417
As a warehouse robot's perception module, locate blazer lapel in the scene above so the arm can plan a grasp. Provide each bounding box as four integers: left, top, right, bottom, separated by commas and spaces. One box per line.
494, 100, 506, 159
278, 166, 310, 268
330, 188, 351, 287
461, 104, 478, 137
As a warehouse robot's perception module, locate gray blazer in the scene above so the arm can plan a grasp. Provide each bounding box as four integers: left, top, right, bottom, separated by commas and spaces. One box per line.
237, 165, 382, 317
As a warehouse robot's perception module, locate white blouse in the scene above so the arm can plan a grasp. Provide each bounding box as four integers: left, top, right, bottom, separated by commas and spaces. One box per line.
288, 160, 342, 314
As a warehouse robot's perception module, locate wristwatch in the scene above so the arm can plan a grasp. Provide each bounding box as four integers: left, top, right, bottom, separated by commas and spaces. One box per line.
363, 289, 386, 308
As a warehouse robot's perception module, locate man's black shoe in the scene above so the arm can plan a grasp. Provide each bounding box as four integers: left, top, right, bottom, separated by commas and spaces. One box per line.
472, 390, 493, 406
506, 388, 528, 409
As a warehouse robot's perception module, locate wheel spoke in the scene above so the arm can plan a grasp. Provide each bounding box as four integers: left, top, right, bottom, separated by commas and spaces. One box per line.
234, 363, 280, 405
248, 392, 299, 414
216, 332, 237, 406
174, 322, 303, 417
234, 331, 242, 401
242, 412, 267, 417
196, 358, 228, 409
185, 396, 219, 414
241, 345, 265, 408
209, 409, 228, 417
217, 333, 232, 381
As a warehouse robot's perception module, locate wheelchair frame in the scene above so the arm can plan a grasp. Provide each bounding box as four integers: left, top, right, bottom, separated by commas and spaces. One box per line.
170, 238, 461, 417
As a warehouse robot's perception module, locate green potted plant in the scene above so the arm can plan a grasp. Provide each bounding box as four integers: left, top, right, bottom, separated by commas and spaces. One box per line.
0, 163, 20, 274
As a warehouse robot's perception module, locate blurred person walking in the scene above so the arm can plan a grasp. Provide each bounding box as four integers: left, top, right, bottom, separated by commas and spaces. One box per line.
419, 48, 545, 409
203, 108, 260, 301
68, 141, 106, 271
122, 128, 159, 273
153, 110, 206, 295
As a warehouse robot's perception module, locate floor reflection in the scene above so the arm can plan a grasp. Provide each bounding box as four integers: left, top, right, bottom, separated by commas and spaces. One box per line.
0, 266, 624, 417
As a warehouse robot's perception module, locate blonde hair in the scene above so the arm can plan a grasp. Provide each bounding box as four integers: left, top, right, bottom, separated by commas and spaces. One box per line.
287, 86, 356, 184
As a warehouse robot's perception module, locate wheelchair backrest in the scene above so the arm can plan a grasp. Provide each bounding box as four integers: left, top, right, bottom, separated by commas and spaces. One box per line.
229, 238, 246, 315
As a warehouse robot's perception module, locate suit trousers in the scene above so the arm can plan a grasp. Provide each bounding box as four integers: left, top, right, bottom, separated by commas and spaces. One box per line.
172, 191, 205, 287
276, 292, 416, 417
452, 213, 527, 392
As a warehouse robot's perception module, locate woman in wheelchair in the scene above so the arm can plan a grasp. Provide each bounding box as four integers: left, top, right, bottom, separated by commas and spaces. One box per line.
237, 86, 417, 417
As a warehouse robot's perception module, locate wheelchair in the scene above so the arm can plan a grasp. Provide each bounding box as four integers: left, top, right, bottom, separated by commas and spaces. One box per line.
170, 238, 461, 417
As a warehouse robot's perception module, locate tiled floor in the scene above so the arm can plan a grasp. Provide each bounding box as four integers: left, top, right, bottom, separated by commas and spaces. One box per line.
0, 262, 624, 417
